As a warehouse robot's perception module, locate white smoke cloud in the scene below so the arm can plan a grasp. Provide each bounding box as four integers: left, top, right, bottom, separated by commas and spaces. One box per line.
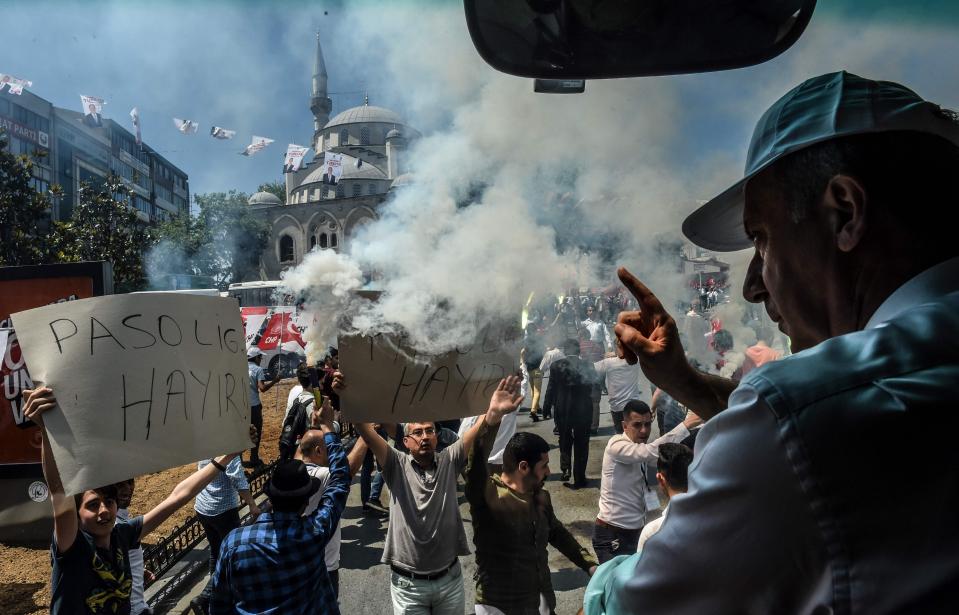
280, 5, 959, 358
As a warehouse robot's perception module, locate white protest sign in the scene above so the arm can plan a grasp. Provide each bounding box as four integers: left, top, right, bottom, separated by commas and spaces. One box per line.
11, 294, 250, 495
338, 326, 522, 423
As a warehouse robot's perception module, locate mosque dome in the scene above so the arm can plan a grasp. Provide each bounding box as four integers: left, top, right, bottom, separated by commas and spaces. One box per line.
324, 105, 403, 128
249, 191, 282, 206
386, 128, 403, 139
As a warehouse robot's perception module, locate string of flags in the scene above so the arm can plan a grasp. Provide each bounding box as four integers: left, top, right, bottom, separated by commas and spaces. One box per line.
3, 77, 327, 170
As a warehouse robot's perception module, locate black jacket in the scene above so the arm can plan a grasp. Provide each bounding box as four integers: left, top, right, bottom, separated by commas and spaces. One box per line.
543, 356, 597, 427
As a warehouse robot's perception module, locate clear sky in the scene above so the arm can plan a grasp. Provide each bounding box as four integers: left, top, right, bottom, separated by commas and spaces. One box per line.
2, 0, 958, 202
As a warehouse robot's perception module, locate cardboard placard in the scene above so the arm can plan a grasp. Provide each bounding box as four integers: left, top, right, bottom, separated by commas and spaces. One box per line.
338, 326, 522, 423
11, 293, 250, 495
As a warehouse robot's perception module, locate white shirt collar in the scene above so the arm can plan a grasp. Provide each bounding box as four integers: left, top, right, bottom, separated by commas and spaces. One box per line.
865, 256, 959, 330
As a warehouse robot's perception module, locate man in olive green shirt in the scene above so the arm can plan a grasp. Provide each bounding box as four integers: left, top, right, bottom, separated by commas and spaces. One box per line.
466, 424, 597, 614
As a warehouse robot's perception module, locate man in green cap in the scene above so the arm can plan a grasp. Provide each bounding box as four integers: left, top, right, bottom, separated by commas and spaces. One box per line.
601, 71, 959, 613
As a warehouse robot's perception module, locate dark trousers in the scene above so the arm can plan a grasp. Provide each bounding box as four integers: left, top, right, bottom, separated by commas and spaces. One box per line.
360, 449, 384, 503
592, 522, 641, 564
611, 410, 624, 434
197, 507, 241, 601
329, 569, 339, 598
249, 404, 263, 462
558, 422, 590, 484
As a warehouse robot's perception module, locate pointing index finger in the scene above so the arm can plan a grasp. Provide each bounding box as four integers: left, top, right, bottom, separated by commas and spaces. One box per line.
617, 267, 665, 314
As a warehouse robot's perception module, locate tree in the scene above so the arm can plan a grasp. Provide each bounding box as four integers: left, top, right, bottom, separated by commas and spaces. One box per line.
0, 130, 58, 266
152, 190, 268, 289
52, 175, 154, 292
257, 180, 286, 203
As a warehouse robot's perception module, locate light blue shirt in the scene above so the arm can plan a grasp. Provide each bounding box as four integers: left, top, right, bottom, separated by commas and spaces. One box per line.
248, 361, 265, 406
609, 256, 959, 614
194, 456, 250, 517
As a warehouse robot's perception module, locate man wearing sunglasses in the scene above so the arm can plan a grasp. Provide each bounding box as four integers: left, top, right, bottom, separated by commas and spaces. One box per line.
338, 373, 524, 615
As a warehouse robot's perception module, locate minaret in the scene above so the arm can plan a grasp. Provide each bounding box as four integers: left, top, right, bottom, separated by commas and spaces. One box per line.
310, 31, 333, 153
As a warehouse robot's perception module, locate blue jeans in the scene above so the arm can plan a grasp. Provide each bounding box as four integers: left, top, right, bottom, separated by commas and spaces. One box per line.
361, 448, 384, 503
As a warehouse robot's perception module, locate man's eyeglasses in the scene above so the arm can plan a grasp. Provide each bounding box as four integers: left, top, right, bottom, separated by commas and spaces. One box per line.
405, 427, 436, 439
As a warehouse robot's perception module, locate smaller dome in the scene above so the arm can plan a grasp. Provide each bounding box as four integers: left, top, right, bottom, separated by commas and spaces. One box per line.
386, 128, 403, 139
249, 191, 282, 206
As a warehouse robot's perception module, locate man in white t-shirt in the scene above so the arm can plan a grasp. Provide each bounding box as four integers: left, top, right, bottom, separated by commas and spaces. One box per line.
537, 336, 565, 422
296, 424, 369, 598
593, 401, 700, 563
594, 339, 651, 434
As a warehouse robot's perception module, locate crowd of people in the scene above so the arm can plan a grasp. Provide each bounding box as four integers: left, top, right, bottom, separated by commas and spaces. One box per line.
19, 71, 959, 614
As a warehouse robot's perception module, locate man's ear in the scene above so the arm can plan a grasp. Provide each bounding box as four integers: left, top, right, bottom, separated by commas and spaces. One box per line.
824, 174, 868, 252
518, 460, 530, 473
656, 472, 668, 492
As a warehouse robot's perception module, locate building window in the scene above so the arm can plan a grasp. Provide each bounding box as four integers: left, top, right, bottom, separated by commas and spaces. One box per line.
330, 233, 338, 248
310, 235, 317, 249
336, 184, 345, 198
368, 183, 376, 195
360, 126, 370, 145
319, 233, 328, 249
339, 128, 349, 146
279, 235, 295, 262
352, 183, 361, 197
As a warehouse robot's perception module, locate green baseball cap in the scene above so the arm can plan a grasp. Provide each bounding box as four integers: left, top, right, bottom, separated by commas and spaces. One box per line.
682, 71, 959, 252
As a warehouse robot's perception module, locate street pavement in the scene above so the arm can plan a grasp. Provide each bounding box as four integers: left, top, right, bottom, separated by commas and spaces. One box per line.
164, 387, 661, 615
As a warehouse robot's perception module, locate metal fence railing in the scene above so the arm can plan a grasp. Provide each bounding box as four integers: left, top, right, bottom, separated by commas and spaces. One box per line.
143, 461, 275, 606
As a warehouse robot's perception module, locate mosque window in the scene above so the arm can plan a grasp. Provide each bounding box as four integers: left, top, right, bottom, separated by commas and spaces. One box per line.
331, 233, 338, 248
279, 235, 294, 263
352, 183, 361, 197
339, 128, 349, 145
319, 233, 328, 249
360, 126, 370, 145
368, 183, 376, 195
310, 235, 317, 250
336, 184, 345, 198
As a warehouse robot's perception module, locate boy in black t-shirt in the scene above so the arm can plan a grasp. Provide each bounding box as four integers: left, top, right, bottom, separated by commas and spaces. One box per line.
24, 387, 248, 615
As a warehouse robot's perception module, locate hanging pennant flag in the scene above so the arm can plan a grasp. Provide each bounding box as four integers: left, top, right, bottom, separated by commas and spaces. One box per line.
321, 152, 344, 185
0, 74, 32, 95
173, 118, 199, 134
283, 144, 310, 173
129, 107, 141, 146
80, 95, 105, 128
240, 135, 274, 157
210, 126, 236, 140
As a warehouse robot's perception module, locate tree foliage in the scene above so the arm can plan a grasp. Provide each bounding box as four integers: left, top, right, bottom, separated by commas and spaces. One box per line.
0, 130, 57, 266
152, 190, 268, 289
52, 175, 154, 292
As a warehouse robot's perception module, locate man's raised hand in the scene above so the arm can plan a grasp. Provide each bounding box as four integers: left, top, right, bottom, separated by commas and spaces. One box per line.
614, 267, 690, 388
487, 375, 524, 420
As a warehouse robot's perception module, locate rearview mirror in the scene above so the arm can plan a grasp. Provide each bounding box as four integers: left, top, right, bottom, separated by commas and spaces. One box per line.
464, 0, 817, 79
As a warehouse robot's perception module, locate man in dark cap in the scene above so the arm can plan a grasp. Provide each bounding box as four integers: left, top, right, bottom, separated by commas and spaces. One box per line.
603, 72, 959, 613
210, 400, 348, 614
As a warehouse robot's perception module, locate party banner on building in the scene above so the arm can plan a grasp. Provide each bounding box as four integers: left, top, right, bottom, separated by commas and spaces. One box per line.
130, 107, 141, 145
80, 95, 105, 127
321, 152, 343, 185
11, 294, 251, 495
283, 144, 310, 173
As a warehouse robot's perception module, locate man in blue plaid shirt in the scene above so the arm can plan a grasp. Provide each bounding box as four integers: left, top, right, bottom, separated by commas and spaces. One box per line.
210, 401, 348, 614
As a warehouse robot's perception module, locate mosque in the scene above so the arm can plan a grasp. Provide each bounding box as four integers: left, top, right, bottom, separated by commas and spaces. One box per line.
247, 33, 418, 280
